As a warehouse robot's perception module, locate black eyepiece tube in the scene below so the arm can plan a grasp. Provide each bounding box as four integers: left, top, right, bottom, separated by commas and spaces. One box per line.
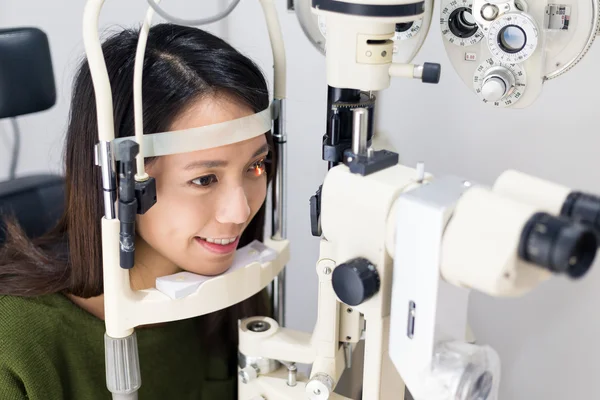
117, 140, 139, 270
518, 212, 598, 278
561, 191, 600, 244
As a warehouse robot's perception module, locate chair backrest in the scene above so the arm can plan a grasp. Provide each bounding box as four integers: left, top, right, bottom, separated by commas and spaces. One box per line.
0, 175, 64, 242
0, 27, 56, 118
0, 27, 63, 243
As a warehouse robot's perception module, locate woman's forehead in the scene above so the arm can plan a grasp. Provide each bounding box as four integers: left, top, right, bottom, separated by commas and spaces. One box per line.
161, 135, 268, 170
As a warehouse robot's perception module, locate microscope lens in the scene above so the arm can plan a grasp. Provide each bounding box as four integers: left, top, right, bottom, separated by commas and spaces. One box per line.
498, 25, 527, 53
458, 363, 494, 400
449, 8, 479, 38
519, 212, 598, 278
470, 372, 493, 400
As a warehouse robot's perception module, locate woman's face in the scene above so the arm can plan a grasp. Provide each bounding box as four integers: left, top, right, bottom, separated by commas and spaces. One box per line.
136, 96, 269, 277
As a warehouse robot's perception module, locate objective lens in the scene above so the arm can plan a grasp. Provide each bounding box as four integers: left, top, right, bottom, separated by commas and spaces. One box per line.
498, 25, 527, 53
469, 371, 493, 400
458, 363, 494, 400
519, 212, 598, 278
449, 8, 479, 38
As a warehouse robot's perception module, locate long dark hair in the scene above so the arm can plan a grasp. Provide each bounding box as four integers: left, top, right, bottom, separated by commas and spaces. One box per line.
0, 24, 275, 348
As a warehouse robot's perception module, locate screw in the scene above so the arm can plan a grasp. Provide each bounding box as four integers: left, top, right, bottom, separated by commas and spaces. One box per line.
381, 50, 387, 57
347, 308, 353, 313
247, 320, 271, 332
323, 267, 332, 275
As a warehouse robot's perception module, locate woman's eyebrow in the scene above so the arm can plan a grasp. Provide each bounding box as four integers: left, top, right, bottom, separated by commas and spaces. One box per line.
182, 143, 270, 171
251, 143, 270, 158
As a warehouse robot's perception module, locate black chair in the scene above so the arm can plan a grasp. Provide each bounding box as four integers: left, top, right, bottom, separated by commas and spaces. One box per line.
0, 27, 64, 243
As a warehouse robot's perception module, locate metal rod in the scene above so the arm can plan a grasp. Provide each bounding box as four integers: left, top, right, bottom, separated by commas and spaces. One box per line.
352, 108, 368, 156
287, 363, 297, 386
9, 118, 20, 180
271, 98, 287, 326
95, 141, 117, 219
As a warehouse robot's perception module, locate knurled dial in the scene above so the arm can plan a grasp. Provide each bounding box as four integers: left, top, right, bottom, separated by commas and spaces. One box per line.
473, 57, 526, 107
486, 12, 539, 64
440, 0, 484, 46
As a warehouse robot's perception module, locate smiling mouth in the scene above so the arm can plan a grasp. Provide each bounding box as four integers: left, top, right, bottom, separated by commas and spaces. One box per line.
195, 236, 240, 255
197, 236, 238, 245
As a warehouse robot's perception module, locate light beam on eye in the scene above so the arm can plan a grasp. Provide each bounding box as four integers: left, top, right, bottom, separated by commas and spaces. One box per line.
254, 164, 265, 176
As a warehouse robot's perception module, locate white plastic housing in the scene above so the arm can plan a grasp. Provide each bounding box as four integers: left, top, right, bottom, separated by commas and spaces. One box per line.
313, 3, 425, 91
237, 316, 354, 400
392, 0, 434, 63
493, 169, 570, 214
440, 186, 552, 296
295, 0, 433, 63
321, 163, 423, 399
388, 176, 473, 398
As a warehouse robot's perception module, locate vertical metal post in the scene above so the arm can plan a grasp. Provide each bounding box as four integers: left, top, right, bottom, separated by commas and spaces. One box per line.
271, 98, 287, 326
351, 108, 368, 156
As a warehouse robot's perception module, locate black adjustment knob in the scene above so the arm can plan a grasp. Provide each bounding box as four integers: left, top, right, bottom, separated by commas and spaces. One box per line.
332, 258, 380, 306
422, 62, 441, 84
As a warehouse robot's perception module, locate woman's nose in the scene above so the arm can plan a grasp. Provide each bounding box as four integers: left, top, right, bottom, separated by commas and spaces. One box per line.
215, 186, 251, 224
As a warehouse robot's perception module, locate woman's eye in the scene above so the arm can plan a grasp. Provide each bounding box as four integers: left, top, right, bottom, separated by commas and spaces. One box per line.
191, 174, 217, 187
249, 159, 266, 177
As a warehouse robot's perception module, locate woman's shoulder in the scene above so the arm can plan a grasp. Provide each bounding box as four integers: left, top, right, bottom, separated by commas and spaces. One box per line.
0, 292, 73, 324
0, 293, 100, 359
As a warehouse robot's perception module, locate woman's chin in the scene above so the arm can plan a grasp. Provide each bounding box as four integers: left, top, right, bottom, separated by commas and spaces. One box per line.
183, 259, 234, 277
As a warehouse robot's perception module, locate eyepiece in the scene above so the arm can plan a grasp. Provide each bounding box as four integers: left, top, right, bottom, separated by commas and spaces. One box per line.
561, 191, 600, 242
519, 212, 598, 278
449, 7, 479, 39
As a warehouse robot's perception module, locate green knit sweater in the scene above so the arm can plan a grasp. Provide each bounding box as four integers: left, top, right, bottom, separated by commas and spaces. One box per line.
0, 293, 236, 399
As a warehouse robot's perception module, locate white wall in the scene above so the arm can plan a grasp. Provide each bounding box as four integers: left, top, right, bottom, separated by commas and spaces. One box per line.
2, 1, 600, 399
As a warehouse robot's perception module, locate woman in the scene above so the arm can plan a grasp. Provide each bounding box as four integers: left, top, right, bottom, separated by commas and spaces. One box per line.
0, 23, 275, 399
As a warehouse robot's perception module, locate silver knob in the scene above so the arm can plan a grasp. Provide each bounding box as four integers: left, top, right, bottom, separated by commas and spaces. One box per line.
481, 67, 515, 102
306, 373, 335, 400
481, 4, 499, 21
239, 365, 259, 384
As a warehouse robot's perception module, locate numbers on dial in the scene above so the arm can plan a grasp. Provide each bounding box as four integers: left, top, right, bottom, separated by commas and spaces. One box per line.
486, 13, 538, 64
440, 0, 484, 46
394, 19, 423, 41
472, 58, 527, 107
